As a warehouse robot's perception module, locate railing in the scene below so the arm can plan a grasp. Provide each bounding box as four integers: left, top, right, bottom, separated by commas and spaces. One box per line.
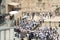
0, 27, 15, 40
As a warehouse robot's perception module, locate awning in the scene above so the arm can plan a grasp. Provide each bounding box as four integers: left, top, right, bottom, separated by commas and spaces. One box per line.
8, 2, 19, 6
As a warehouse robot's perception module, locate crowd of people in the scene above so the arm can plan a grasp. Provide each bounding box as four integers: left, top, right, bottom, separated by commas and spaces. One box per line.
14, 26, 59, 40
14, 12, 59, 40
20, 12, 54, 28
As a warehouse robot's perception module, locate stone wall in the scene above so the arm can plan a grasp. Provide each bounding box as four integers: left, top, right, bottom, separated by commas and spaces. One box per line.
0, 27, 14, 40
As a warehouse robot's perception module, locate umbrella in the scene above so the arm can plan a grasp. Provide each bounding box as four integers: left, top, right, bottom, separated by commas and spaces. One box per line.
22, 15, 28, 18
9, 11, 18, 15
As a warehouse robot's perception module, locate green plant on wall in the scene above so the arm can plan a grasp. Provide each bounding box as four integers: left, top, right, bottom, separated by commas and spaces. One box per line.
37, 0, 42, 7
55, 7, 60, 16
38, 0, 42, 3
38, 0, 42, 2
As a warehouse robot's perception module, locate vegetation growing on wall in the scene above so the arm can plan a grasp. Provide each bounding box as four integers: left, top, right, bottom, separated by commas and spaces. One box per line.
55, 7, 60, 16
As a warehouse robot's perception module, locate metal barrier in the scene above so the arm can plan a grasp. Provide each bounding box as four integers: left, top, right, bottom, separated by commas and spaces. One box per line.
0, 27, 15, 40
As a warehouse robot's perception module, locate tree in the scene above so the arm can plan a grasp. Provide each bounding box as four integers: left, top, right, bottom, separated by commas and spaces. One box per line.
0, 0, 2, 4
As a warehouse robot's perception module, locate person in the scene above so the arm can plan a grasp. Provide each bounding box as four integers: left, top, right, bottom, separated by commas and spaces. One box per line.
26, 23, 30, 29
44, 26, 48, 31
46, 32, 50, 40
49, 13, 52, 18
20, 32, 25, 40
9, 14, 14, 27
26, 33, 29, 40
28, 33, 32, 40
14, 28, 20, 38
39, 32, 45, 40
57, 34, 59, 40
53, 33, 56, 40
50, 27, 52, 31
49, 33, 53, 40
29, 32, 34, 40
35, 33, 39, 40
55, 26, 58, 30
